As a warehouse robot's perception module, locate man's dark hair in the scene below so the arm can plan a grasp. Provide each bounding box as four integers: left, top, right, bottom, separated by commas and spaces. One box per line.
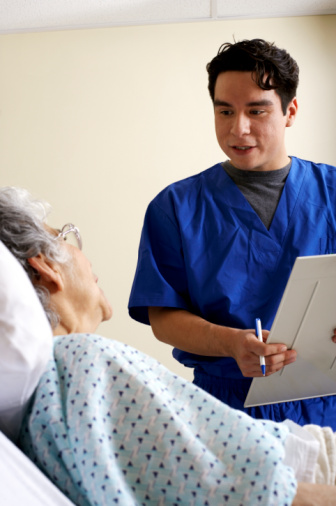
206, 38, 299, 114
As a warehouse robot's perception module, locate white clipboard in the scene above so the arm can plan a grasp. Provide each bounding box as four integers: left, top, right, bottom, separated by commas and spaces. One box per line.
244, 254, 336, 407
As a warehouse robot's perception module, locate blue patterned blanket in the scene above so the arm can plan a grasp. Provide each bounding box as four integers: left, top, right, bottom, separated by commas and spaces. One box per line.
19, 334, 297, 505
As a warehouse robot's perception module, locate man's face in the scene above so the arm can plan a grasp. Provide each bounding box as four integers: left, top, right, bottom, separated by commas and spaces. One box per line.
213, 71, 297, 171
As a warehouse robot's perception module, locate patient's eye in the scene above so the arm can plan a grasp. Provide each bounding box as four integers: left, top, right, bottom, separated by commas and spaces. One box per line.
55, 224, 82, 250
62, 231, 79, 248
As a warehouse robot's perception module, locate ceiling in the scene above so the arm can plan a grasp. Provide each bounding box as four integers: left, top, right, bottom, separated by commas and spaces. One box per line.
0, 0, 335, 34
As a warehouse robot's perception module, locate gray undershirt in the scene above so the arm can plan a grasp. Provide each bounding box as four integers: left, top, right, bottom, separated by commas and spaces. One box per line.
222, 160, 292, 230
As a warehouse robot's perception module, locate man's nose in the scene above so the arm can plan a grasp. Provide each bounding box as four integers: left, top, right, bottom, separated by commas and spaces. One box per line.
230, 114, 251, 136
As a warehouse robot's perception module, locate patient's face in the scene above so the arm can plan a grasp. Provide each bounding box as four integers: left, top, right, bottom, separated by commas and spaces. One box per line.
65, 244, 113, 325
51, 226, 113, 330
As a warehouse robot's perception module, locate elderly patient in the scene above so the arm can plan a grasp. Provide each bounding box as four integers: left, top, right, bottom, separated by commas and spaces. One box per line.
0, 187, 335, 506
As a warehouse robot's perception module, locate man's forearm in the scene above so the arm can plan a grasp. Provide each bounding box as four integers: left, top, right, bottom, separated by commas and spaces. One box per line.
148, 307, 296, 378
148, 306, 240, 357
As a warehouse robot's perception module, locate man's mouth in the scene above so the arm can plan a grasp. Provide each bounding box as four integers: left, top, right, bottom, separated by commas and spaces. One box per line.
233, 146, 253, 151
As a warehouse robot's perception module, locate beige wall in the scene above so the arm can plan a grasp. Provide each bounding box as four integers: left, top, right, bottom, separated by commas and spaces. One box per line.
0, 15, 335, 381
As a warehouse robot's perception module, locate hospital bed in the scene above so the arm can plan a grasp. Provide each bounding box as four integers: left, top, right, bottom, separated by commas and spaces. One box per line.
0, 240, 73, 504
0, 238, 333, 505
0, 431, 73, 505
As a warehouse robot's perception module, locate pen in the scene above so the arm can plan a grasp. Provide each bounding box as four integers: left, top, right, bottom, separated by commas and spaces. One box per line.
255, 318, 266, 376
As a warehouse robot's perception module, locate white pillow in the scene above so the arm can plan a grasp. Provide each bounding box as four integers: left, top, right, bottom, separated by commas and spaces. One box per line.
0, 241, 53, 441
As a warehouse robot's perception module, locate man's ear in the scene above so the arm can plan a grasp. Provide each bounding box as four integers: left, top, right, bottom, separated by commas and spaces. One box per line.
285, 97, 298, 127
27, 255, 64, 292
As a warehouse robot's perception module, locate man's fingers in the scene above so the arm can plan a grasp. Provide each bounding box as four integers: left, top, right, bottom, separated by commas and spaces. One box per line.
263, 351, 297, 375
265, 349, 296, 366
241, 350, 297, 377
332, 328, 336, 343
262, 342, 288, 356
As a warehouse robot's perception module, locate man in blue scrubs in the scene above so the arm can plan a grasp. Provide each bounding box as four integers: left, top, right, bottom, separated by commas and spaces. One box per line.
128, 39, 336, 428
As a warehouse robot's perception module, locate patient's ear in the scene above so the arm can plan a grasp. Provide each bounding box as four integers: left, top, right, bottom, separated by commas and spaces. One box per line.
27, 255, 64, 292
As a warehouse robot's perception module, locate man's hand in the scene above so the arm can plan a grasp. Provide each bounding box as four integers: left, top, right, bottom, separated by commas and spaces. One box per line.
229, 328, 297, 377
293, 483, 336, 506
149, 307, 297, 377
332, 328, 336, 343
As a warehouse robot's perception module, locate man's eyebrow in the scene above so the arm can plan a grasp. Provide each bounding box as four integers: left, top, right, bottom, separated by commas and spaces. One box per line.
246, 100, 274, 107
213, 99, 274, 107
214, 100, 232, 107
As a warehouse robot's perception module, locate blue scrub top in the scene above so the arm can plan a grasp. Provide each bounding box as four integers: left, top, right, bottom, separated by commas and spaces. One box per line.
129, 157, 336, 426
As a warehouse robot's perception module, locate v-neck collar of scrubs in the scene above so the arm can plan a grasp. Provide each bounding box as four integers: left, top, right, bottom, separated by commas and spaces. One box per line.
212, 156, 306, 248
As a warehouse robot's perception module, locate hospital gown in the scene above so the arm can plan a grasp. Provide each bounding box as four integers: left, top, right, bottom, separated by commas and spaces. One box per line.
19, 334, 297, 506
128, 156, 336, 427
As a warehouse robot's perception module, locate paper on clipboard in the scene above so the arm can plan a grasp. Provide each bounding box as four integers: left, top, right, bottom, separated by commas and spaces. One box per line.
244, 254, 336, 407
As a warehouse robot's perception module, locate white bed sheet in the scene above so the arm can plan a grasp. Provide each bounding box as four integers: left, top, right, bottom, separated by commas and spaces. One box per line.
0, 432, 74, 505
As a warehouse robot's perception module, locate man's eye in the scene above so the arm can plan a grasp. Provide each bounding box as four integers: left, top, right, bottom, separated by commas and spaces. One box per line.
220, 110, 233, 116
250, 110, 263, 115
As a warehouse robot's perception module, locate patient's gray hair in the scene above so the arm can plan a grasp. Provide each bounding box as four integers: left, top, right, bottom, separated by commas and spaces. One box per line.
0, 186, 68, 328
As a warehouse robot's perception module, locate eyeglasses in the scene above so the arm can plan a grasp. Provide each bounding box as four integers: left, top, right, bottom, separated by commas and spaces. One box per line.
56, 223, 82, 250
